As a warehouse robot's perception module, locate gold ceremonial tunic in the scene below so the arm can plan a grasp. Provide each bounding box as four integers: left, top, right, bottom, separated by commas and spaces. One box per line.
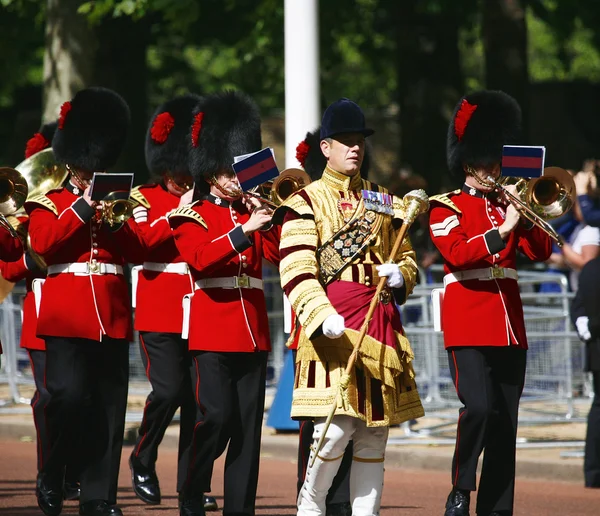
279, 166, 424, 427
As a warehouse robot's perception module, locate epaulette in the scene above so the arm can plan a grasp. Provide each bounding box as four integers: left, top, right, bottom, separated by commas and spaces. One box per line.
429, 189, 462, 214
168, 201, 207, 229
25, 195, 58, 216
130, 186, 151, 209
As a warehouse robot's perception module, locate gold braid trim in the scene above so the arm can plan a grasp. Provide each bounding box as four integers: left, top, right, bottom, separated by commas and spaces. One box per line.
429, 190, 462, 213
130, 186, 151, 209
25, 195, 58, 216
167, 201, 207, 229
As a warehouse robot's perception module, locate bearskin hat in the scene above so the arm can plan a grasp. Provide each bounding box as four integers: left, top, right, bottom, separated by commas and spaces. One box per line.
188, 90, 261, 185
145, 94, 202, 177
52, 87, 131, 171
295, 126, 372, 181
24, 121, 58, 159
447, 90, 522, 179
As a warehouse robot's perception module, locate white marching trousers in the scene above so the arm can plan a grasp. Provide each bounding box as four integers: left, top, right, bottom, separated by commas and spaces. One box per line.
297, 415, 389, 516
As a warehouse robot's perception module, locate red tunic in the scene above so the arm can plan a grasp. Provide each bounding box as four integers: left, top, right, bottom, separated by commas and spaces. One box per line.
0, 223, 46, 351
25, 186, 147, 342
169, 195, 280, 352
128, 183, 194, 333
0, 224, 23, 262
429, 187, 552, 349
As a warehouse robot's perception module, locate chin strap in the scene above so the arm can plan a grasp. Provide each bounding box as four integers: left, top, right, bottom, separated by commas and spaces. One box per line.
209, 176, 243, 199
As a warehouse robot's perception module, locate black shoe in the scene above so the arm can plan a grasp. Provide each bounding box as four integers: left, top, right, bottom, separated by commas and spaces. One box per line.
444, 488, 470, 516
79, 500, 123, 516
36, 474, 64, 516
326, 501, 352, 516
204, 495, 218, 511
64, 480, 81, 501
129, 454, 161, 504
180, 498, 206, 516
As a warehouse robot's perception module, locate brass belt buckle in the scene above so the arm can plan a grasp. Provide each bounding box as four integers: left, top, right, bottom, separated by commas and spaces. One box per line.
88, 261, 100, 274
491, 267, 505, 279
379, 288, 392, 305
235, 275, 250, 288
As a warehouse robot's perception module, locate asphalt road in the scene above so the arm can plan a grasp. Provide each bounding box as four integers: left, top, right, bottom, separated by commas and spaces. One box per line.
0, 441, 597, 515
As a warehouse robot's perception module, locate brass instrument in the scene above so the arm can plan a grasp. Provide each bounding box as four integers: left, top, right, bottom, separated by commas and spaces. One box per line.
101, 192, 134, 227
0, 167, 28, 238
14, 148, 69, 269
483, 167, 575, 247
246, 168, 311, 208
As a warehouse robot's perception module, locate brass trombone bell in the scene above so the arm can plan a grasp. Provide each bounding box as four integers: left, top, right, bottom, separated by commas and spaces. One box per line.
248, 168, 311, 207
492, 166, 576, 247
0, 167, 29, 239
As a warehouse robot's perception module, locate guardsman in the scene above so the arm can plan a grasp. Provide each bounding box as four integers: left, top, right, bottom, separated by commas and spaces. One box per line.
25, 87, 146, 516
277, 98, 423, 516
127, 94, 218, 512
168, 90, 280, 516
428, 90, 552, 516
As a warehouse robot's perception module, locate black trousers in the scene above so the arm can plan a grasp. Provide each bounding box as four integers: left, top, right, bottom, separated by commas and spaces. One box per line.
448, 346, 526, 515
585, 371, 600, 487
28, 349, 79, 482
184, 350, 268, 516
132, 332, 195, 492
42, 337, 129, 504
297, 419, 352, 504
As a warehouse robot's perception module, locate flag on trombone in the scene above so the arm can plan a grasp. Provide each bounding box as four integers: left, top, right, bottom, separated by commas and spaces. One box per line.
233, 147, 279, 190
501, 145, 545, 178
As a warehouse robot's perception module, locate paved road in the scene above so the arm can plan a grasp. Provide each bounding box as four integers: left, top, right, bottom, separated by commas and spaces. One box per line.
0, 440, 597, 515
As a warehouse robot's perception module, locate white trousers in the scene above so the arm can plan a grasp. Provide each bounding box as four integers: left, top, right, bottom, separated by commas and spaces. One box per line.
297, 415, 389, 516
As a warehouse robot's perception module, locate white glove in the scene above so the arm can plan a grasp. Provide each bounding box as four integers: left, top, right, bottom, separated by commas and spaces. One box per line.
322, 314, 345, 339
376, 263, 404, 288
576, 316, 592, 341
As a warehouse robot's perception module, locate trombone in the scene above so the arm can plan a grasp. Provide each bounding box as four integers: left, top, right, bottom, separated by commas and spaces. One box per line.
483, 167, 575, 247
245, 168, 311, 208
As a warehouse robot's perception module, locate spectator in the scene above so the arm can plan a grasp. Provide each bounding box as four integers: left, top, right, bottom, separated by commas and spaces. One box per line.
546, 183, 600, 291
575, 160, 600, 227
571, 256, 600, 487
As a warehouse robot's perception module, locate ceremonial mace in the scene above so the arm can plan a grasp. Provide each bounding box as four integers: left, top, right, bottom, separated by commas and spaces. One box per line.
310, 189, 430, 466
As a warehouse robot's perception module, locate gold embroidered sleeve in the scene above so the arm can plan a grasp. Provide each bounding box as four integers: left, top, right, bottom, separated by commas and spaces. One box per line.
279, 196, 337, 338
130, 186, 151, 209
393, 229, 418, 302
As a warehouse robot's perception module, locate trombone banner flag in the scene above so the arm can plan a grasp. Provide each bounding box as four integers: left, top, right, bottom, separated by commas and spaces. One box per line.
501, 145, 545, 178
233, 147, 279, 191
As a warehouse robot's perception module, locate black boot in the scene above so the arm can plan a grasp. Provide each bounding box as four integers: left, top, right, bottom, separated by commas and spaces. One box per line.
79, 500, 123, 516
63, 480, 81, 501
36, 474, 64, 516
204, 495, 218, 511
129, 454, 161, 504
180, 497, 206, 516
444, 488, 470, 516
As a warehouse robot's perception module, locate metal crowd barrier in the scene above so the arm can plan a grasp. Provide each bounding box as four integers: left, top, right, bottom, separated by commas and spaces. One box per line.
0, 267, 588, 429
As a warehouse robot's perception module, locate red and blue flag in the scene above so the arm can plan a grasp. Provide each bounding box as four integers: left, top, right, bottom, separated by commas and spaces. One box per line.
233, 148, 279, 190
501, 145, 545, 178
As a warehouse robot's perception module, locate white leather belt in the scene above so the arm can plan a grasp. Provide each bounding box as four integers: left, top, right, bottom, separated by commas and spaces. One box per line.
47, 262, 124, 276
143, 261, 189, 274
194, 276, 263, 290
443, 267, 518, 287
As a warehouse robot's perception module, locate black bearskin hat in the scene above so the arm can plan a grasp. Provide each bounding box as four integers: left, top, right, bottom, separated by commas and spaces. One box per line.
52, 87, 131, 171
24, 121, 58, 159
447, 90, 522, 179
295, 127, 371, 181
145, 94, 202, 177
188, 90, 261, 184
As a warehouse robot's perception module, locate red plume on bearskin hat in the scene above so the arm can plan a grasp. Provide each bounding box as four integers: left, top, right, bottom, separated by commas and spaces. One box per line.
145, 94, 202, 177
24, 121, 58, 159
188, 90, 261, 185
447, 90, 521, 179
52, 87, 131, 171
296, 126, 372, 181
